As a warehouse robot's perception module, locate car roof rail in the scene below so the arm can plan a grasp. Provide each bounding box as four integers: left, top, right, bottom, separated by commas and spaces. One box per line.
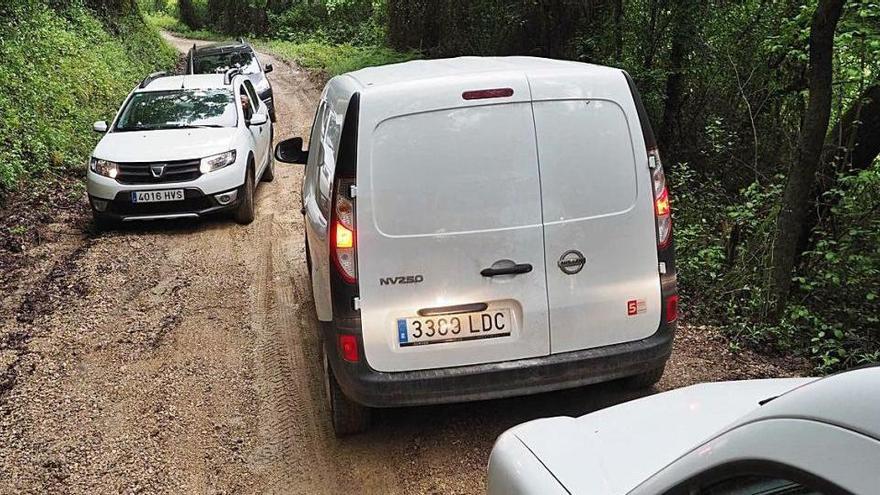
223, 67, 242, 85
140, 71, 168, 88
238, 37, 246, 44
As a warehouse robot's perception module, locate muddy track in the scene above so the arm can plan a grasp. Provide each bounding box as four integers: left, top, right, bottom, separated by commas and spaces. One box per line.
0, 32, 808, 494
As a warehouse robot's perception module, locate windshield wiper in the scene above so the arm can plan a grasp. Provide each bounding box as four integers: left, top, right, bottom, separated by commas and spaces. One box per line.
173, 124, 226, 129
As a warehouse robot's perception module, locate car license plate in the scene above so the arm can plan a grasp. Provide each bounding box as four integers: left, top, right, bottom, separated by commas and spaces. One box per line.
131, 189, 184, 203
397, 309, 512, 347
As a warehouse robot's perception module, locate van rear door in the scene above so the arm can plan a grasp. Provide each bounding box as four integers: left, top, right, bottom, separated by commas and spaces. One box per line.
357, 76, 550, 373
531, 72, 662, 353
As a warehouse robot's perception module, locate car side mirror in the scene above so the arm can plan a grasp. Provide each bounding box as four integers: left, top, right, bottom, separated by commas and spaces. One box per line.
248, 113, 268, 126
275, 137, 308, 164
93, 121, 108, 133
264, 64, 273, 74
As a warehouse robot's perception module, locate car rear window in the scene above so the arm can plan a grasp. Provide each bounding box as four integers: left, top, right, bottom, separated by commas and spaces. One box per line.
194, 50, 260, 75
114, 89, 237, 131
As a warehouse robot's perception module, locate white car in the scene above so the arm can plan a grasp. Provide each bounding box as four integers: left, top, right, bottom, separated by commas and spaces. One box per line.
488, 366, 880, 495
87, 70, 274, 227
275, 57, 678, 436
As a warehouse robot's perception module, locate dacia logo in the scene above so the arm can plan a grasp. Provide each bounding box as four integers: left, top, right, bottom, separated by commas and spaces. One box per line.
380, 275, 424, 286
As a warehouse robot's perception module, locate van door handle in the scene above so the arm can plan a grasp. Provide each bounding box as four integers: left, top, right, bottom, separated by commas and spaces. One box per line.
481, 263, 533, 277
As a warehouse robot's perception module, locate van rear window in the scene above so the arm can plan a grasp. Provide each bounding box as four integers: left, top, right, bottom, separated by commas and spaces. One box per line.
370, 103, 543, 237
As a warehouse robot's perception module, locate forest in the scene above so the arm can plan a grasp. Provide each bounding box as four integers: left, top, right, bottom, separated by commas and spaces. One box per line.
3, 0, 879, 372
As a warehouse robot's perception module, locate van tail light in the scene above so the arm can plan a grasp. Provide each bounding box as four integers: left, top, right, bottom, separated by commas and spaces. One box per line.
331, 178, 357, 283
649, 148, 672, 249
339, 334, 359, 362
665, 294, 679, 323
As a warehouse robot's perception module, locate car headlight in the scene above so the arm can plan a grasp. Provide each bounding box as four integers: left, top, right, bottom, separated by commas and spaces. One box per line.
200, 150, 236, 174
90, 158, 119, 179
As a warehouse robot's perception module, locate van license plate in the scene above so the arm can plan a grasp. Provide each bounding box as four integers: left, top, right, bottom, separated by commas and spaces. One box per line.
132, 189, 184, 203
397, 309, 512, 347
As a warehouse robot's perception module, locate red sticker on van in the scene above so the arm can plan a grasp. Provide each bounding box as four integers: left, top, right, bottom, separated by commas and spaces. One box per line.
627, 299, 647, 316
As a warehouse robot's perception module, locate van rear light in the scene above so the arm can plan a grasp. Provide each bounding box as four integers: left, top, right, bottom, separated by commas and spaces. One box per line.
332, 178, 357, 283
462, 88, 514, 100
665, 294, 679, 323
649, 149, 672, 248
338, 334, 359, 362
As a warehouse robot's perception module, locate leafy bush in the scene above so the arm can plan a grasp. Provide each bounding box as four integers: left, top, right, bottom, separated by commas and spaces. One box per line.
0, 0, 177, 194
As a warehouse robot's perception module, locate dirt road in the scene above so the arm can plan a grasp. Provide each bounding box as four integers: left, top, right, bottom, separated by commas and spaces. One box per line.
0, 33, 807, 494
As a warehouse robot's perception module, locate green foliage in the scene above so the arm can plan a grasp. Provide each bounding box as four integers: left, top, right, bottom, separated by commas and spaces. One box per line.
144, 11, 226, 40
0, 0, 177, 193
258, 40, 418, 77
268, 0, 387, 46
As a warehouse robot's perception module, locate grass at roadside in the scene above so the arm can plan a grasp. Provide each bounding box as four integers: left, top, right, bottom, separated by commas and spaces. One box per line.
145, 12, 228, 41
0, 3, 177, 195
257, 40, 419, 77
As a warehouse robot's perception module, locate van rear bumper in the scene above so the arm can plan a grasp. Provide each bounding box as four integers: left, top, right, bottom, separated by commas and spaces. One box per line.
325, 321, 675, 408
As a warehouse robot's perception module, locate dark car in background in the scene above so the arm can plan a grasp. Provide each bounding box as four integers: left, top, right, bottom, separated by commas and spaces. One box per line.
186, 39, 276, 122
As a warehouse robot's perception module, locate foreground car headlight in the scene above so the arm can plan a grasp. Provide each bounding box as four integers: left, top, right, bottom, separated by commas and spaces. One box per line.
90, 158, 119, 179
200, 150, 236, 174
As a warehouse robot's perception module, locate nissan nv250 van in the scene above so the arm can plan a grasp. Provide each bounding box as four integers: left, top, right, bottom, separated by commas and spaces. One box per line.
275, 57, 678, 436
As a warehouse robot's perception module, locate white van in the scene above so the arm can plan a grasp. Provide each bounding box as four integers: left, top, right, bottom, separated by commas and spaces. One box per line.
275, 57, 678, 436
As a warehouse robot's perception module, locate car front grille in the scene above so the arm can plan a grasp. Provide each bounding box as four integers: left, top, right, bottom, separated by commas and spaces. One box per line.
116, 159, 201, 184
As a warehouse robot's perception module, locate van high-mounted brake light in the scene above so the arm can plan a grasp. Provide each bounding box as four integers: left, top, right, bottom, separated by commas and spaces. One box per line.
462, 88, 514, 100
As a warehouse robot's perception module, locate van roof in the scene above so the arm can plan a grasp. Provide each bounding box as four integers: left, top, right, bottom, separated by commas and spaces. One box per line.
138, 74, 234, 92
345, 56, 620, 89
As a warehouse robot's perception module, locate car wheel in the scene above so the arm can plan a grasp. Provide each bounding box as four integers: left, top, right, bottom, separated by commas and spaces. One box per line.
305, 236, 312, 278
624, 364, 666, 390
323, 349, 371, 437
261, 136, 275, 183
234, 166, 255, 225
92, 212, 116, 232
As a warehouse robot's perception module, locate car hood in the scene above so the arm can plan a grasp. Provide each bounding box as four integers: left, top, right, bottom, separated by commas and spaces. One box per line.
507, 377, 816, 495
93, 127, 239, 163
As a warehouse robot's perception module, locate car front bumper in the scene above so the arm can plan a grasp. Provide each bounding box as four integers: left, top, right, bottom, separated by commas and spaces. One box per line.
325, 319, 675, 408
89, 187, 241, 221
87, 164, 246, 221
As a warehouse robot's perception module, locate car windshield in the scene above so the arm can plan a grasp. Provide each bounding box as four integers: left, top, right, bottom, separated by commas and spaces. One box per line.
114, 89, 237, 132
194, 50, 261, 75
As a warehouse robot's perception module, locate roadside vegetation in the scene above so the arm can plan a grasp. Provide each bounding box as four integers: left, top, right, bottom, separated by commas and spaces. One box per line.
160, 0, 878, 373
0, 1, 177, 195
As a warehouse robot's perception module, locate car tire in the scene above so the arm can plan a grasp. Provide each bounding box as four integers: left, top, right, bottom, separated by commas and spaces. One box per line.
92, 212, 116, 232
305, 236, 312, 278
234, 166, 255, 225
261, 140, 275, 183
324, 351, 371, 437
624, 364, 666, 390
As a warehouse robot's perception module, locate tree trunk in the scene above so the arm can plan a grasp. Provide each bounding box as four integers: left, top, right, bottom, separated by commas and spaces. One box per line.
612, 0, 623, 61
796, 83, 880, 253
658, 0, 699, 159
827, 84, 880, 172
768, 0, 846, 315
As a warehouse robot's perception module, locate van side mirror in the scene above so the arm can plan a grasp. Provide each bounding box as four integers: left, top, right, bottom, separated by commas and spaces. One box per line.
264, 64, 273, 74
275, 137, 308, 164
248, 113, 268, 126
93, 121, 108, 133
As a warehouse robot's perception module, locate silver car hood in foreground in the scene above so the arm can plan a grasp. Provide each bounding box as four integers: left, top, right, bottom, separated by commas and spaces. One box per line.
498, 377, 816, 495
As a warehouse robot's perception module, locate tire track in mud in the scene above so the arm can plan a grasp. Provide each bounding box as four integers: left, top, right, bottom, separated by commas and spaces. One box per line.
248, 201, 336, 493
